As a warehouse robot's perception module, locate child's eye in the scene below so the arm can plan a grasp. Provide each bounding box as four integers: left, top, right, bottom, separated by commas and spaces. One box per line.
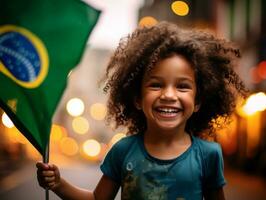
149, 82, 161, 88
177, 83, 191, 90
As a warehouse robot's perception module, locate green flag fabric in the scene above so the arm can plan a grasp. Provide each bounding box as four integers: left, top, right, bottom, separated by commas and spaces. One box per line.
0, 0, 100, 156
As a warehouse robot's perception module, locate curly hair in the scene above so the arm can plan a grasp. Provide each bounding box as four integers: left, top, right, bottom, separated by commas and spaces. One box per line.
102, 21, 247, 137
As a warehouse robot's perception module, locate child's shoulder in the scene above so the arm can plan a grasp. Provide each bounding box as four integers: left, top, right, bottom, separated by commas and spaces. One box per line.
111, 133, 139, 151
193, 136, 222, 157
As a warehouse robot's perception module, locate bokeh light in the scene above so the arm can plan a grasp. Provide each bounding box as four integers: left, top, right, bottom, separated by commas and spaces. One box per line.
257, 61, 266, 79
6, 127, 28, 144
82, 139, 101, 157
66, 98, 85, 117
2, 112, 14, 128
241, 92, 266, 116
171, 1, 189, 16
50, 124, 67, 142
90, 103, 107, 120
59, 137, 79, 156
72, 116, 90, 135
139, 16, 158, 27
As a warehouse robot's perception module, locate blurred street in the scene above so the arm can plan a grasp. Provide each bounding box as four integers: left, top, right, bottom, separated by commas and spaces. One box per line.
1, 0, 266, 200
0, 156, 265, 200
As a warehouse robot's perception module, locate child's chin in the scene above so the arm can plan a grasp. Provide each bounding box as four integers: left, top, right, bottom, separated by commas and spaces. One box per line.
156, 122, 181, 130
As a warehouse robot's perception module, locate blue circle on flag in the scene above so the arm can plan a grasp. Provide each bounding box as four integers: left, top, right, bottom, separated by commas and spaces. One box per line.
0, 25, 48, 88
0, 31, 41, 82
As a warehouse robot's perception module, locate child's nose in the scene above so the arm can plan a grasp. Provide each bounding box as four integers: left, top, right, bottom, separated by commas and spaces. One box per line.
160, 87, 178, 101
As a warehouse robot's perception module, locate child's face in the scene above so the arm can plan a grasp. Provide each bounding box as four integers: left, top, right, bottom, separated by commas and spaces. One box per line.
136, 54, 199, 133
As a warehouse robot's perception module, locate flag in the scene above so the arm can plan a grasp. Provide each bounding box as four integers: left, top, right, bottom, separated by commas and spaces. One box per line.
0, 0, 100, 156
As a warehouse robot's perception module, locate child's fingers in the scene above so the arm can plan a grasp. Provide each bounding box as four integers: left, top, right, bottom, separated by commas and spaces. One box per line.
36, 162, 61, 190
36, 161, 49, 170
37, 171, 54, 182
36, 162, 58, 171
37, 174, 56, 189
36, 162, 57, 176
36, 168, 54, 178
42, 170, 55, 177
43, 176, 59, 190
46, 164, 61, 180
47, 182, 57, 190
48, 163, 59, 171
44, 176, 56, 183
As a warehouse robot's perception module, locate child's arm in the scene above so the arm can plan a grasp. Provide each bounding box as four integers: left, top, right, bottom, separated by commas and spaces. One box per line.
36, 162, 120, 200
203, 187, 225, 200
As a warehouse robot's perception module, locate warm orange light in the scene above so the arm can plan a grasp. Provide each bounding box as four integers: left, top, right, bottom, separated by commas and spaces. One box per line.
139, 16, 158, 27
72, 116, 89, 135
59, 137, 79, 156
171, 1, 189, 16
6, 127, 27, 144
50, 124, 65, 142
90, 103, 107, 121
82, 139, 101, 157
216, 115, 238, 155
241, 92, 266, 116
258, 61, 266, 79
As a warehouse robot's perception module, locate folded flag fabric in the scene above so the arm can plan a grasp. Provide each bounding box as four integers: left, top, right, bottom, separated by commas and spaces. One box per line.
0, 0, 100, 156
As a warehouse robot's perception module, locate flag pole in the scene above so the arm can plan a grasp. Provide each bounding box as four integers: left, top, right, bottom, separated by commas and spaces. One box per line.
43, 141, 50, 200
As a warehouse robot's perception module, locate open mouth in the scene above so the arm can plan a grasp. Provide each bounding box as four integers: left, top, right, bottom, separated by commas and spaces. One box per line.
154, 107, 182, 118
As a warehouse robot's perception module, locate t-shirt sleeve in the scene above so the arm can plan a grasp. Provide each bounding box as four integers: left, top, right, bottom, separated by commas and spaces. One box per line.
100, 139, 126, 184
204, 143, 226, 189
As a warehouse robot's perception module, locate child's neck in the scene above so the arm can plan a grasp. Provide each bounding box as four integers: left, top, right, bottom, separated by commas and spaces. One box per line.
144, 127, 188, 144
143, 128, 192, 160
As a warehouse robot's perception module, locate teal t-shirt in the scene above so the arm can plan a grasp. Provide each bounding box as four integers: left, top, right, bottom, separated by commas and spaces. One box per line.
100, 134, 226, 200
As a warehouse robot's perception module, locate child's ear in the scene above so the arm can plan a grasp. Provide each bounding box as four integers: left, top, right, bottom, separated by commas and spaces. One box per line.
194, 104, 200, 112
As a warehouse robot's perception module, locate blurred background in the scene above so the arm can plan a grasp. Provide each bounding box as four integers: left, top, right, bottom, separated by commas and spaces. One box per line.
0, 0, 266, 199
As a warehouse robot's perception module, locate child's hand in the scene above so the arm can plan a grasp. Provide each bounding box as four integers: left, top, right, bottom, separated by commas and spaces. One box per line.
36, 161, 61, 191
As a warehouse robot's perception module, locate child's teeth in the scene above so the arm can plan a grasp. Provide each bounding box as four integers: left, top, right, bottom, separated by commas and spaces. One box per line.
158, 108, 178, 113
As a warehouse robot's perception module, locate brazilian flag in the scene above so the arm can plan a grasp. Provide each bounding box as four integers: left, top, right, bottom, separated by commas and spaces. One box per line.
0, 0, 100, 156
